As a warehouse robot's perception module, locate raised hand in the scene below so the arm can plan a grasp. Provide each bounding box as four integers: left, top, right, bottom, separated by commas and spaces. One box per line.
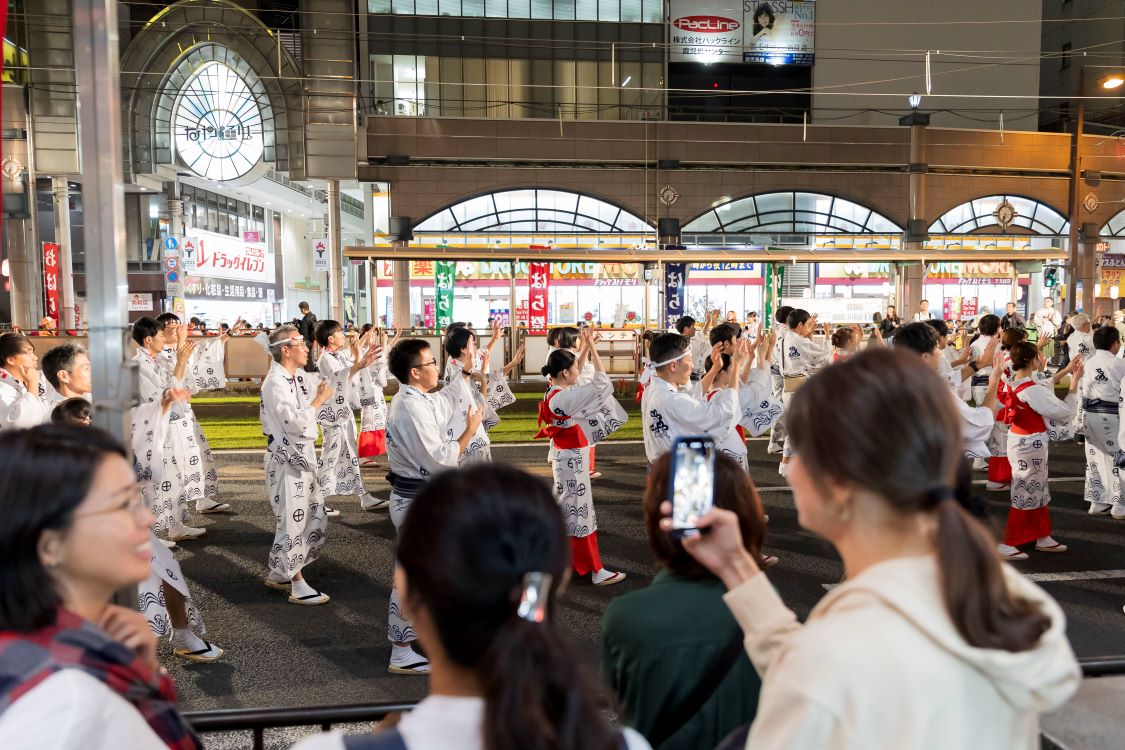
160, 387, 191, 414
99, 605, 159, 673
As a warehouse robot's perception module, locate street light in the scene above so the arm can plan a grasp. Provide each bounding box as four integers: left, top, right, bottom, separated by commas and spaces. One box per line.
908, 92, 922, 110
1102, 75, 1125, 90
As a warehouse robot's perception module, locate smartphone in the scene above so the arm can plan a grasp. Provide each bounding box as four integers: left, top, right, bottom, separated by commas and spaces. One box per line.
668, 435, 717, 538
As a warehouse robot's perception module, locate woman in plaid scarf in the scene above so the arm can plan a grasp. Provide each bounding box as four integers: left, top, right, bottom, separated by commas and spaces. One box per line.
0, 425, 199, 749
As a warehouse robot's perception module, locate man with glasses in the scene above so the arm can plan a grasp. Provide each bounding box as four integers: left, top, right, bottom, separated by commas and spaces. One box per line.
383, 338, 483, 675
260, 324, 340, 607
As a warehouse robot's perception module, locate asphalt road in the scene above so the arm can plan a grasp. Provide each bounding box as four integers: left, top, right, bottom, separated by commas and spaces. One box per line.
164, 438, 1125, 716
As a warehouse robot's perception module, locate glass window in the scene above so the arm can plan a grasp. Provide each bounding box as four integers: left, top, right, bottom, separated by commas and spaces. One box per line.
438, 0, 460, 14
369, 0, 392, 11
391, 0, 415, 12
554, 0, 576, 19
485, 0, 507, 16
620, 0, 642, 21
642, 0, 662, 22
599, 0, 620, 22
463, 58, 488, 116
414, 188, 650, 233
576, 0, 597, 20
531, 0, 553, 18
371, 54, 394, 115
462, 0, 485, 14
508, 0, 530, 17
415, 0, 438, 13
685, 192, 902, 235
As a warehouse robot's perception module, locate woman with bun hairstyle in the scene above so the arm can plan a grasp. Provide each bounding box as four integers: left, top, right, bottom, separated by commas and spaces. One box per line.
536, 328, 626, 586
999, 341, 1082, 560
661, 348, 1079, 749
292, 465, 651, 750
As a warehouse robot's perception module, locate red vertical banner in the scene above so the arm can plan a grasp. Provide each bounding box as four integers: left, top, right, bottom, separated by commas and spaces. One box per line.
528, 261, 550, 335
42, 242, 60, 322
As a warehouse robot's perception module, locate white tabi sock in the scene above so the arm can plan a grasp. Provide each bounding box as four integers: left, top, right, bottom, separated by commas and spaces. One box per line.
171, 628, 207, 652
291, 578, 318, 598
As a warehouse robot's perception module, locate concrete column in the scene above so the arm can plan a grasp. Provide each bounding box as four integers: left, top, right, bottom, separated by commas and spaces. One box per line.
6, 218, 41, 328
368, 261, 378, 325
326, 180, 344, 322
392, 254, 410, 329
900, 263, 925, 320
167, 195, 184, 239
53, 179, 76, 329
1067, 101, 1087, 315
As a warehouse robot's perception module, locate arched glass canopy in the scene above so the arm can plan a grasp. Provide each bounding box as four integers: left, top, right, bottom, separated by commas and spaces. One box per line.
1102, 207, 1125, 237
682, 192, 902, 235
414, 189, 653, 234
929, 195, 1070, 236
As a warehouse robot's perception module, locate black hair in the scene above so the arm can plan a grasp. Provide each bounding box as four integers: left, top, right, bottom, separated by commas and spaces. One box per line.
674, 316, 696, 334
447, 325, 477, 359
389, 338, 432, 383
398, 465, 620, 750
0, 425, 128, 631
0, 332, 33, 369
786, 309, 811, 330
299, 301, 310, 312
131, 317, 162, 347
891, 322, 940, 356
1094, 325, 1121, 351
546, 328, 562, 348
41, 344, 86, 390
155, 313, 180, 329
51, 398, 92, 425
541, 349, 577, 378
926, 318, 950, 338
708, 323, 738, 347
703, 353, 732, 373
650, 332, 689, 368
314, 319, 342, 348
189, 317, 203, 326
775, 306, 794, 326
752, 2, 775, 34
219, 323, 230, 333
977, 314, 1002, 336
555, 327, 581, 350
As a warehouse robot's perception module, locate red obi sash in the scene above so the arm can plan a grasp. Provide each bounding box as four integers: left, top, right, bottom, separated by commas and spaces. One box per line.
1003, 381, 1048, 435
535, 388, 589, 449
706, 390, 746, 441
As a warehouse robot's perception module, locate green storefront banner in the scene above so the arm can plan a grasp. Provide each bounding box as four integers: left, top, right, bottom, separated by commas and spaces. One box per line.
434, 260, 456, 330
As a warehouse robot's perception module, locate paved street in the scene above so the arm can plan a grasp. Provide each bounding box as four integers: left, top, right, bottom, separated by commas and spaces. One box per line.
164, 438, 1125, 716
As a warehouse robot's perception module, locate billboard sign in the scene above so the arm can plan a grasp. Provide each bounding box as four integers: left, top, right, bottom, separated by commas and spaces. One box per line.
670, 0, 815, 65
743, 1, 816, 66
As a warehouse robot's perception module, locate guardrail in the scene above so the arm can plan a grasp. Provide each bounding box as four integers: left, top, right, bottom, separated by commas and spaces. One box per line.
184, 657, 1125, 749
184, 701, 417, 750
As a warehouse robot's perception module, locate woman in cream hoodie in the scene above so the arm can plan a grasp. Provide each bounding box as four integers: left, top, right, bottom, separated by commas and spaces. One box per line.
665, 347, 1080, 750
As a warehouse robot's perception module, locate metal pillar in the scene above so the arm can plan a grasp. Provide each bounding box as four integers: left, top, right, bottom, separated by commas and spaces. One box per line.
73, 0, 131, 445
1067, 101, 1089, 315
392, 254, 410, 330
6, 219, 40, 329
52, 179, 75, 329
368, 261, 378, 325
326, 180, 344, 322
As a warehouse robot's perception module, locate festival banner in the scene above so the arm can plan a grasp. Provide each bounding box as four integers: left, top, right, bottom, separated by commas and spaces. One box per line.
663, 262, 687, 329
434, 260, 456, 330
528, 261, 550, 334
42, 242, 59, 321
312, 238, 330, 272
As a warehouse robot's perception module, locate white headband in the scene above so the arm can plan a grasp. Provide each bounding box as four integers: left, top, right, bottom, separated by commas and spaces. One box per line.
651, 349, 690, 368
270, 336, 304, 349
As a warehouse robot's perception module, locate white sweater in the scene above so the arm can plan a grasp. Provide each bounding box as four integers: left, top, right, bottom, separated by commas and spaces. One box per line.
724, 555, 1080, 750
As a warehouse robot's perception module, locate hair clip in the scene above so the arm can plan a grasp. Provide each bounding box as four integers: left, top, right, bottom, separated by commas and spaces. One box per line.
516, 572, 552, 623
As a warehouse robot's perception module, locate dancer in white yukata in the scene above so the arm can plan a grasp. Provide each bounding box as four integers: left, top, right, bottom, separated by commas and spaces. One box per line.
0, 333, 51, 429
315, 320, 387, 513
998, 341, 1081, 560
554, 326, 627, 477
261, 325, 346, 606
385, 337, 484, 674
1080, 326, 1125, 519
641, 332, 741, 464
1066, 315, 1095, 364
132, 317, 209, 542
702, 336, 783, 472
357, 326, 395, 466
443, 324, 523, 465
537, 327, 626, 586
777, 309, 832, 476
766, 306, 794, 454
155, 314, 228, 514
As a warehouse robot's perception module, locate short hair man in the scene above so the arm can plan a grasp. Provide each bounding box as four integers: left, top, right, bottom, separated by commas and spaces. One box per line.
1001, 302, 1027, 332
673, 315, 709, 381
1079, 325, 1125, 518
912, 300, 934, 322
41, 344, 91, 404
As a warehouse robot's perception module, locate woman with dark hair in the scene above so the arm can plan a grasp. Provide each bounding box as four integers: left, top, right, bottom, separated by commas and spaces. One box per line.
999, 341, 1082, 560
603, 452, 765, 750
0, 332, 50, 428
357, 327, 395, 467
293, 465, 650, 750
554, 325, 626, 479
751, 2, 775, 43
662, 348, 1079, 749
537, 328, 625, 585
0, 425, 201, 749
444, 324, 499, 464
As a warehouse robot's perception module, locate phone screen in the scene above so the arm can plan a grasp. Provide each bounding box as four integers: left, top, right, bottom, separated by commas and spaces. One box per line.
669, 436, 717, 536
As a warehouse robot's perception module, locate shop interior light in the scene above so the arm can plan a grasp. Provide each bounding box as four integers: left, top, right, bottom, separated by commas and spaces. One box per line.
620, 76, 631, 88
1111, 285, 1121, 300
1102, 75, 1125, 90
1095, 283, 1103, 297
1, 259, 8, 277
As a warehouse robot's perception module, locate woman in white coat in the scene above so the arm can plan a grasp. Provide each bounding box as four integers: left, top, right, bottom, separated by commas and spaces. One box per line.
663, 348, 1080, 750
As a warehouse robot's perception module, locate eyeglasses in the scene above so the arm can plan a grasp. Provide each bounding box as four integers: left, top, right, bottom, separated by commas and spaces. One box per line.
74, 485, 150, 524
413, 359, 439, 370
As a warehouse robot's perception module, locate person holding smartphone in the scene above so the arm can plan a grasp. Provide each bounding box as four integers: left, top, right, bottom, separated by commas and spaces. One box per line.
603, 450, 765, 750
658, 348, 1079, 750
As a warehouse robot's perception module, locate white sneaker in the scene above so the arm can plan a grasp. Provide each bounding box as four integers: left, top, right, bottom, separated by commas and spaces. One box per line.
169, 526, 206, 542
389, 644, 431, 675
1035, 536, 1068, 553
361, 493, 389, 511
997, 543, 1029, 561
1089, 503, 1112, 515
778, 463, 790, 477
985, 481, 1010, 491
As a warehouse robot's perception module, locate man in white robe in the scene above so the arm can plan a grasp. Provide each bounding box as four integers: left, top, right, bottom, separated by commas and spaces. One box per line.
0, 334, 51, 429
384, 338, 483, 674
260, 325, 342, 606
40, 343, 92, 407
766, 306, 793, 454
1081, 326, 1125, 518
641, 332, 740, 464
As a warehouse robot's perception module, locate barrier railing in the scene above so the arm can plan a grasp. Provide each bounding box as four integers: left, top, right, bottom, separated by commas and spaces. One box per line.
184, 701, 417, 750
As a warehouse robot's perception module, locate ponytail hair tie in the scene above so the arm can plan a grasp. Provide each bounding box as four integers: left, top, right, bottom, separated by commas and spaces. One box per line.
923, 485, 955, 508
515, 572, 552, 624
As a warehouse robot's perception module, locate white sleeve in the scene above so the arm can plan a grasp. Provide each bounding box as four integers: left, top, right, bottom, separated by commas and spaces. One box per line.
0, 670, 167, 750
551, 372, 614, 416
130, 400, 170, 477
738, 368, 784, 437
956, 399, 994, 459
396, 400, 462, 470
1020, 386, 1078, 424
0, 384, 50, 428
665, 387, 741, 438
314, 366, 355, 427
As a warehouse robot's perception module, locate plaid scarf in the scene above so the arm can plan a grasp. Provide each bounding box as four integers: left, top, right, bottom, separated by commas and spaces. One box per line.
0, 609, 201, 749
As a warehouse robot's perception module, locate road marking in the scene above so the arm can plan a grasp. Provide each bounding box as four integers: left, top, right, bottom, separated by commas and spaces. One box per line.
215, 439, 647, 455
